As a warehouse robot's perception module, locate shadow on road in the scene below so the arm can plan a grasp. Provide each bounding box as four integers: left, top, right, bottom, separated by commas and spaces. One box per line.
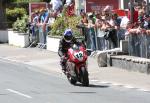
88, 84, 110, 88
74, 83, 110, 88
69, 91, 96, 94
69, 84, 109, 94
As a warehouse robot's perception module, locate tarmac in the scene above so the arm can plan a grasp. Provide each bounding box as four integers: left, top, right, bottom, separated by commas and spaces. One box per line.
0, 44, 150, 92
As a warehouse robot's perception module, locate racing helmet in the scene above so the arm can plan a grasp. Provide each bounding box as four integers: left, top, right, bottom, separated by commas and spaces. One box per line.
63, 29, 73, 42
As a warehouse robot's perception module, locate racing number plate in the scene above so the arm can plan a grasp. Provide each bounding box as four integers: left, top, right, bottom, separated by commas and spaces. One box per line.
74, 51, 84, 61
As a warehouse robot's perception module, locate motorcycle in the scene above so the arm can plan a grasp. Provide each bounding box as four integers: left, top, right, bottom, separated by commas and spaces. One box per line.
65, 43, 89, 86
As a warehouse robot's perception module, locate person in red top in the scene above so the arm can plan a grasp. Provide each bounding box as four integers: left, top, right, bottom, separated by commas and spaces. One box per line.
128, 8, 138, 23
65, 0, 75, 16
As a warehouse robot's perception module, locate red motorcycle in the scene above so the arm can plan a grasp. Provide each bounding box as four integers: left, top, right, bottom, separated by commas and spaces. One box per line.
65, 44, 89, 86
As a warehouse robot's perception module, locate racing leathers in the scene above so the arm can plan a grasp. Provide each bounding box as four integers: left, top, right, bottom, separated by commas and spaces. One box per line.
58, 37, 79, 72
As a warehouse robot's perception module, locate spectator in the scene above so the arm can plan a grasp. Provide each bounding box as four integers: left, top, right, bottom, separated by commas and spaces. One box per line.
62, 0, 66, 5
128, 4, 139, 23
112, 13, 123, 45
95, 12, 106, 50
46, 12, 56, 33
95, 12, 102, 29
120, 13, 130, 29
87, 13, 96, 51
32, 10, 40, 44
138, 9, 145, 28
80, 12, 88, 26
144, 15, 150, 29
49, 0, 63, 16
65, 0, 75, 16
102, 5, 111, 21
79, 11, 88, 36
37, 9, 47, 47
65, 0, 72, 6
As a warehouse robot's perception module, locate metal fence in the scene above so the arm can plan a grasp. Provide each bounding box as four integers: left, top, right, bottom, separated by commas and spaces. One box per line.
82, 27, 123, 52
28, 24, 47, 49
28, 23, 150, 59
82, 26, 150, 59
128, 33, 150, 59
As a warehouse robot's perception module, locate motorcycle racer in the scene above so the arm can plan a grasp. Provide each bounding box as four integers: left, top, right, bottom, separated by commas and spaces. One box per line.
58, 29, 80, 73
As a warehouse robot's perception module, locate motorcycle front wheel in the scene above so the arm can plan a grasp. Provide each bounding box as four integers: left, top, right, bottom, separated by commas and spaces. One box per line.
80, 67, 89, 86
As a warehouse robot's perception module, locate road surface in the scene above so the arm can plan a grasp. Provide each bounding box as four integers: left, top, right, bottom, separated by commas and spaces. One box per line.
0, 59, 150, 103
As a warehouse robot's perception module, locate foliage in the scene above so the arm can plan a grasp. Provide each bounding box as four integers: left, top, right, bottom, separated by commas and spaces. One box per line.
12, 14, 29, 33
11, 0, 50, 2
41, 0, 51, 2
50, 7, 81, 37
66, 16, 81, 36
50, 17, 67, 36
11, 0, 41, 2
6, 7, 27, 28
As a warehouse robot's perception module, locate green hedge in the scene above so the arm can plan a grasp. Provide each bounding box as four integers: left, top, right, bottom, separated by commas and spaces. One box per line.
50, 16, 81, 37
6, 7, 27, 28
12, 14, 28, 33
50, 7, 81, 37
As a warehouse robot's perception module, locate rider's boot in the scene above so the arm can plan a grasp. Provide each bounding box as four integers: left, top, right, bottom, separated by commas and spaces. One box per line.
61, 65, 67, 74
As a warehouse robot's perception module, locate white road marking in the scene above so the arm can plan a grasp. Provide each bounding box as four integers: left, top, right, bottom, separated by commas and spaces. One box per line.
90, 79, 99, 82
98, 81, 111, 84
123, 85, 135, 89
92, 80, 150, 92
0, 57, 22, 64
111, 83, 123, 86
6, 89, 32, 99
137, 88, 150, 92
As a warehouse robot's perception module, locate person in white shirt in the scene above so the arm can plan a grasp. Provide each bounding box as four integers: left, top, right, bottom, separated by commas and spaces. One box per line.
65, 0, 72, 6
49, 0, 63, 12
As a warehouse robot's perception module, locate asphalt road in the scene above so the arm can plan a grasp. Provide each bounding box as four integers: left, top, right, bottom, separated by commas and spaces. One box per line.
0, 59, 150, 103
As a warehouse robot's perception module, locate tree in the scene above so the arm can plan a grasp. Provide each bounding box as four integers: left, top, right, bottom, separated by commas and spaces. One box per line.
0, 0, 7, 29
11, 0, 50, 2
42, 0, 51, 2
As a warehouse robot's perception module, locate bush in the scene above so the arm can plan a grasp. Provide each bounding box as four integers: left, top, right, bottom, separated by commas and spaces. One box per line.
6, 7, 27, 28
66, 16, 81, 37
12, 14, 29, 33
50, 17, 67, 36
50, 7, 81, 37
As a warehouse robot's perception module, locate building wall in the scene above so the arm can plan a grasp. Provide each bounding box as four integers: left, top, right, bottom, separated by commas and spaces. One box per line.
75, 0, 147, 13
85, 0, 119, 12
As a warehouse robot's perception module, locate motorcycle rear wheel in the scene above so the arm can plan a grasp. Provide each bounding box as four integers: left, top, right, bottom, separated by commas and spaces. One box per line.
70, 78, 77, 85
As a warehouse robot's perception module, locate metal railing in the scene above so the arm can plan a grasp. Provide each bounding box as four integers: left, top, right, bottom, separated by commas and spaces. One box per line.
128, 33, 150, 58
82, 27, 123, 52
28, 23, 150, 59
28, 24, 48, 49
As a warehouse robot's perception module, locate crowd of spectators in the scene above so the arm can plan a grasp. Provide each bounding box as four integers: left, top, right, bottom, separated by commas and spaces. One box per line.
78, 0, 150, 51
29, 0, 150, 52
29, 0, 74, 48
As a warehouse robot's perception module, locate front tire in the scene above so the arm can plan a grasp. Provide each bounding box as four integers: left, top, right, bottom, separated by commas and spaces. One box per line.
81, 67, 89, 86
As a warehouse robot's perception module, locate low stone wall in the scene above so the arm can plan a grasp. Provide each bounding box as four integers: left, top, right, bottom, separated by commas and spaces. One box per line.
0, 30, 8, 43
110, 55, 150, 74
8, 30, 29, 48
46, 36, 60, 52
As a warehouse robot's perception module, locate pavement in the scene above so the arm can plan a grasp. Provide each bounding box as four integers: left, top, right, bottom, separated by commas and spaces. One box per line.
0, 44, 150, 92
